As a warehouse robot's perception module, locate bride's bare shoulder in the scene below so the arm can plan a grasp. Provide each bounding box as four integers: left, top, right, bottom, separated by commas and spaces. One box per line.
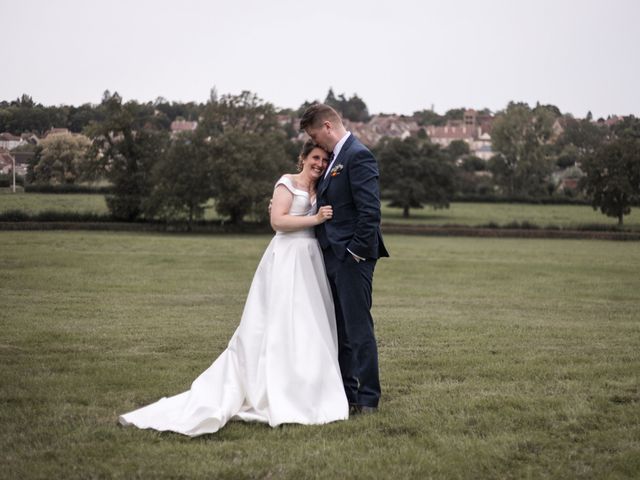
287, 174, 302, 187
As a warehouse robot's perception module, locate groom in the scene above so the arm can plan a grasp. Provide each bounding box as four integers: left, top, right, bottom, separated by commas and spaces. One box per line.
300, 104, 389, 414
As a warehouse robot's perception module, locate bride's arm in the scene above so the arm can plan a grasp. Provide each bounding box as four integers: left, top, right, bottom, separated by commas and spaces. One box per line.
270, 185, 332, 232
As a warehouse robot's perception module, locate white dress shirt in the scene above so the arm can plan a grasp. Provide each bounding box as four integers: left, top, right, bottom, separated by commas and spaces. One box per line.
324, 131, 351, 179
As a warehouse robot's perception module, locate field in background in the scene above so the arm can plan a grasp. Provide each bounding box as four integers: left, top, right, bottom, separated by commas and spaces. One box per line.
1, 232, 638, 478
1, 191, 638, 229
381, 202, 639, 229
0, 191, 109, 215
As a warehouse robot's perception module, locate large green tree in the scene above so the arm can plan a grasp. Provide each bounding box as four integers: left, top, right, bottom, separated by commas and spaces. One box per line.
320, 89, 371, 122
413, 109, 445, 126
200, 91, 293, 223
580, 117, 640, 225
144, 132, 212, 228
377, 137, 455, 218
200, 90, 279, 136
555, 115, 607, 168
153, 96, 203, 123
490, 102, 556, 196
445, 139, 470, 162
87, 92, 169, 220
33, 132, 91, 184
208, 130, 291, 223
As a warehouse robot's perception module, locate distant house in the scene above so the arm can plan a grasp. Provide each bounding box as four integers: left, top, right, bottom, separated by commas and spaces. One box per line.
553, 165, 584, 194
425, 123, 477, 147
293, 109, 495, 156
12, 151, 34, 172
170, 120, 198, 137
343, 115, 420, 146
276, 114, 293, 126
21, 133, 40, 145
294, 114, 419, 147
44, 128, 70, 138
550, 118, 566, 141
471, 132, 494, 160
41, 129, 92, 145
426, 109, 494, 160
0, 132, 24, 150
0, 150, 15, 174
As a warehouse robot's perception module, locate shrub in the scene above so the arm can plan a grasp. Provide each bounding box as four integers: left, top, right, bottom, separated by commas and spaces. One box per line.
0, 174, 25, 188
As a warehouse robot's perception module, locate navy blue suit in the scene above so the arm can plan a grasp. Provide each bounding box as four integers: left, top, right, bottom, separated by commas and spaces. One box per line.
316, 134, 389, 408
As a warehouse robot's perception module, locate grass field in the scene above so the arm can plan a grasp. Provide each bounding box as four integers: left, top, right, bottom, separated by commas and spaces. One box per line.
2, 191, 640, 229
380, 202, 640, 230
0, 191, 110, 215
1, 231, 639, 479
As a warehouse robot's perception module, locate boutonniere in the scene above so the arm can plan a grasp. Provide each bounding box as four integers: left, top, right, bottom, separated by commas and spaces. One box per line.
330, 164, 344, 177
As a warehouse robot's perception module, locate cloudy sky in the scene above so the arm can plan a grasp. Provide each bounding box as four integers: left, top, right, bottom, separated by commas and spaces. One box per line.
3, 0, 639, 118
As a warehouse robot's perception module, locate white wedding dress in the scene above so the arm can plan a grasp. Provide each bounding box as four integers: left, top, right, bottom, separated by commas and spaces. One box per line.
119, 176, 348, 436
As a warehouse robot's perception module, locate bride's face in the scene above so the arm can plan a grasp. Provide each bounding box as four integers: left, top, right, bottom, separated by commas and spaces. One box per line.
301, 147, 329, 180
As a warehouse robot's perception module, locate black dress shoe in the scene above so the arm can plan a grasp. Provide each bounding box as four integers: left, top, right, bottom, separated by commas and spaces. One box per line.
349, 404, 361, 415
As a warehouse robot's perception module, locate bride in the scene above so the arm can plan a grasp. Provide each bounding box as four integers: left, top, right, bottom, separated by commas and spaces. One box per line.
119, 140, 349, 436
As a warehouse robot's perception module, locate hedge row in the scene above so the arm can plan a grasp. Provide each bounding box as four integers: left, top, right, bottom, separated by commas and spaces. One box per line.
2, 209, 636, 233
0, 175, 25, 188
2, 219, 638, 240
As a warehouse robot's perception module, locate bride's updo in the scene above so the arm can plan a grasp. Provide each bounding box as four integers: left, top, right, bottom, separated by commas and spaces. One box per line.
297, 139, 322, 172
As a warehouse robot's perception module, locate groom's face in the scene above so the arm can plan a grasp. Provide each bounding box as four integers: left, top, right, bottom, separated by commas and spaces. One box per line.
305, 122, 333, 152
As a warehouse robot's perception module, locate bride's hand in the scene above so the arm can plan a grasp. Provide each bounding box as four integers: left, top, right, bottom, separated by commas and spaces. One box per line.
315, 206, 333, 224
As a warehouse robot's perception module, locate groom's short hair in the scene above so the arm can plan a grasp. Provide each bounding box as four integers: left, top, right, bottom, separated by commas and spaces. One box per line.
299, 103, 342, 131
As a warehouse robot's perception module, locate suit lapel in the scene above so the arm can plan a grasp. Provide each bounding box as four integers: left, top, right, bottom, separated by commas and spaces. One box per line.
319, 135, 356, 196
318, 166, 331, 196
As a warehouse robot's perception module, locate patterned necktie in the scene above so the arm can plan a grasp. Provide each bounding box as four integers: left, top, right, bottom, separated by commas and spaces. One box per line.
324, 152, 335, 180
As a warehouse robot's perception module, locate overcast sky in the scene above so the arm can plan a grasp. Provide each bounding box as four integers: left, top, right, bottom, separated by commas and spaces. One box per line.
3, 0, 639, 118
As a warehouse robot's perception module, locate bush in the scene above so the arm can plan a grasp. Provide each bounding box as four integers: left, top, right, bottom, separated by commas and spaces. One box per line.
503, 220, 540, 230
0, 174, 25, 188
105, 195, 144, 221
0, 210, 30, 221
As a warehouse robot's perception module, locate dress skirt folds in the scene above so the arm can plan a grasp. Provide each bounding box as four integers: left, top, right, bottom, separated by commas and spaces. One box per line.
119, 176, 348, 436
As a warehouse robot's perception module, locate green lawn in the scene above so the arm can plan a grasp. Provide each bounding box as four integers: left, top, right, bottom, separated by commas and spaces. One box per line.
381, 202, 640, 230
1, 191, 638, 229
0, 191, 110, 215
1, 232, 638, 479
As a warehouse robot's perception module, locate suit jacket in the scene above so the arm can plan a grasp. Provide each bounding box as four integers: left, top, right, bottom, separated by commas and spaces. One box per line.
316, 134, 389, 261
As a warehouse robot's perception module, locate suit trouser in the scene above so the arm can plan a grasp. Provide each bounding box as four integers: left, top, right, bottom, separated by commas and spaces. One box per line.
322, 248, 380, 408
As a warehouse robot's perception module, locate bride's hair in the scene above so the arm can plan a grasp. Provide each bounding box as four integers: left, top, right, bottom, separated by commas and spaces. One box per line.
297, 139, 322, 172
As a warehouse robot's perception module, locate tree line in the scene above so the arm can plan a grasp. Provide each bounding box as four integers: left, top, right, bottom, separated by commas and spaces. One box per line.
81, 90, 297, 226
0, 89, 372, 137
2, 90, 639, 225
376, 102, 639, 224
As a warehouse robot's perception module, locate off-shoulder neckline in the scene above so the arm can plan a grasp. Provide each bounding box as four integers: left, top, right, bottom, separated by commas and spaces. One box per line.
278, 175, 310, 196
276, 175, 317, 205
